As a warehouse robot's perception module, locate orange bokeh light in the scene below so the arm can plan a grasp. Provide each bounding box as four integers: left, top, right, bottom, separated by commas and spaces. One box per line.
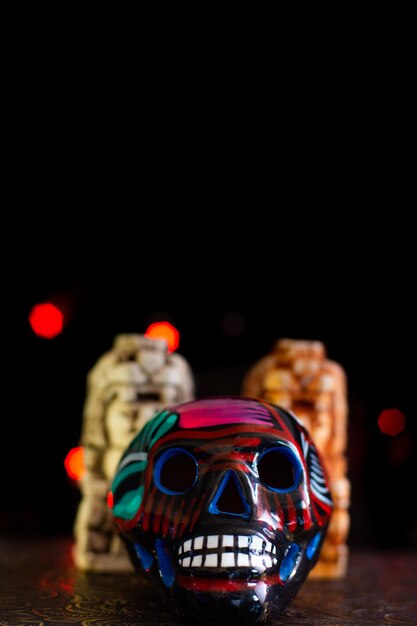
29, 303, 64, 339
64, 446, 86, 480
377, 408, 405, 436
144, 321, 180, 353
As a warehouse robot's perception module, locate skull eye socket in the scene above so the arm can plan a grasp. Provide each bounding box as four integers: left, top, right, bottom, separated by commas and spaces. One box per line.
154, 448, 198, 495
257, 446, 302, 493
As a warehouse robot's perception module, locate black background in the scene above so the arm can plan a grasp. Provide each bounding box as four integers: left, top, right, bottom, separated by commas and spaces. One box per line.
2, 221, 416, 552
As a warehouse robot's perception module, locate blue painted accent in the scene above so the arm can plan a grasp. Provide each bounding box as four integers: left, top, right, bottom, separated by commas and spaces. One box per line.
154, 447, 198, 495
279, 543, 300, 581
208, 469, 251, 519
258, 446, 302, 493
306, 532, 322, 560
156, 538, 175, 588
134, 542, 154, 572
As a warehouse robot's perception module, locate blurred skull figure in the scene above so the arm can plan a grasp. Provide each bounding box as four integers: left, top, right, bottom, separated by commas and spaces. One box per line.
243, 339, 349, 579
74, 334, 194, 571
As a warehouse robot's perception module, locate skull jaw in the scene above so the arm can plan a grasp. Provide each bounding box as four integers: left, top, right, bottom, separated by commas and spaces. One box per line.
125, 525, 313, 624
173, 548, 310, 623
172, 530, 314, 623
175, 585, 273, 625
173, 570, 307, 625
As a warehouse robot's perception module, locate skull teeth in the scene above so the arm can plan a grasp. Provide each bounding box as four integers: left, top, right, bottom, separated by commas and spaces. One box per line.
177, 534, 278, 572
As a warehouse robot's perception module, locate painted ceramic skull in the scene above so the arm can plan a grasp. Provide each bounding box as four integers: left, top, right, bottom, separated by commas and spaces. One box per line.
112, 398, 332, 623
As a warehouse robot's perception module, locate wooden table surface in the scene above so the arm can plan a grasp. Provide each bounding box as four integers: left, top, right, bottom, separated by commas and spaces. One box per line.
0, 537, 416, 625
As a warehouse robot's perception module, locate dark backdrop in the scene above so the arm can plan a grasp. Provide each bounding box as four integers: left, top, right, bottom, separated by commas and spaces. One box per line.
2, 227, 416, 551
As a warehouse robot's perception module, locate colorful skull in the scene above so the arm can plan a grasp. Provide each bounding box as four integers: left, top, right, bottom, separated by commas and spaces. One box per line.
112, 398, 332, 623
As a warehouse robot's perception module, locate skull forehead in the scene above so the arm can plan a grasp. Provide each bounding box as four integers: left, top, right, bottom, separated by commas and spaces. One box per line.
174, 398, 291, 431
156, 431, 285, 452
145, 398, 303, 473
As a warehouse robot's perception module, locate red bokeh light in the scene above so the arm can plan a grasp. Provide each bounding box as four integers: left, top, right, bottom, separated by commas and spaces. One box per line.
107, 491, 114, 509
64, 446, 86, 481
144, 321, 180, 353
29, 303, 64, 339
377, 408, 405, 436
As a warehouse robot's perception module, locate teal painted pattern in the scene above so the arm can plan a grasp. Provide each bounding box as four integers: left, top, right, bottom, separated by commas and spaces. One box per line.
133, 410, 178, 450
113, 486, 144, 520
112, 410, 179, 521
112, 461, 147, 493
149, 413, 178, 449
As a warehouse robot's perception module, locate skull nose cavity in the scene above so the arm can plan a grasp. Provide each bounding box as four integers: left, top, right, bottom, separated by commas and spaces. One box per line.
209, 470, 251, 518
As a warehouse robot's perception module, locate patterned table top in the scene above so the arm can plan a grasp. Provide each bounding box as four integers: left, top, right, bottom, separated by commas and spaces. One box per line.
0, 537, 416, 625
